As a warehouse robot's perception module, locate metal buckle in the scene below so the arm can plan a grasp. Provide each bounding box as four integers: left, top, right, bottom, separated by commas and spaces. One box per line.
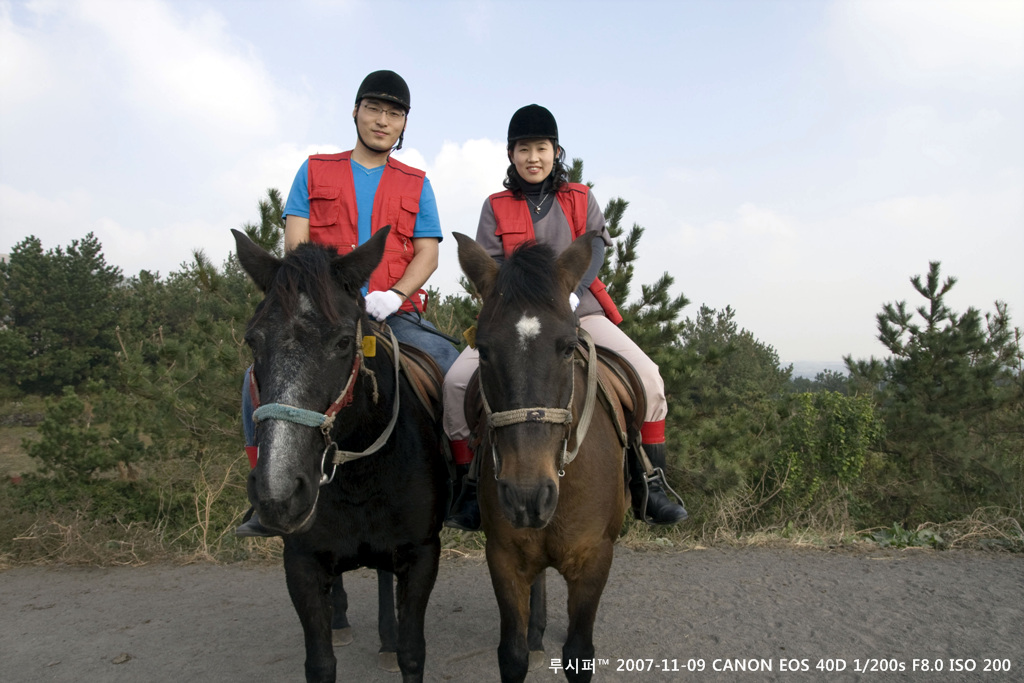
319, 442, 339, 486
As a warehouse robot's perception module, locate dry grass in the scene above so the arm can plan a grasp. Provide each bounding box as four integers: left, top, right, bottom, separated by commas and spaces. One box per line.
887, 508, 1024, 550
175, 454, 247, 563
1, 512, 171, 569
2, 458, 1019, 570
3, 508, 1019, 571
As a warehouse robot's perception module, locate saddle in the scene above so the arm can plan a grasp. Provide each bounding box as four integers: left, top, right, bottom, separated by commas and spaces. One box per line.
593, 346, 647, 445
373, 327, 444, 422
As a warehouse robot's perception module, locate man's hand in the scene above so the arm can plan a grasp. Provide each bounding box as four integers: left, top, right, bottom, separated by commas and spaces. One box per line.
365, 290, 403, 321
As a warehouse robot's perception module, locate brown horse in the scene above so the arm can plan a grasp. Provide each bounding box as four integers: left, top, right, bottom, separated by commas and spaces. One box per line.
455, 232, 630, 683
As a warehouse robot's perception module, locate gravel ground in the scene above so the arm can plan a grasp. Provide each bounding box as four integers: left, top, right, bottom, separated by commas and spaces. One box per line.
1, 546, 1021, 682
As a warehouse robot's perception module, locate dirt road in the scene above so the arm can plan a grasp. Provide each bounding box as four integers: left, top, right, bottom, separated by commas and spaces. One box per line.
2, 546, 1021, 682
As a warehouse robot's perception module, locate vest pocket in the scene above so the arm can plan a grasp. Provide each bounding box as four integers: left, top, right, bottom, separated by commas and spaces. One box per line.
494, 218, 529, 257
388, 196, 420, 238
309, 186, 341, 226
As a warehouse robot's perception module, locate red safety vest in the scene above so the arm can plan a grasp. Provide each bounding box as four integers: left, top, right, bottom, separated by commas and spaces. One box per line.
307, 151, 427, 313
488, 183, 623, 325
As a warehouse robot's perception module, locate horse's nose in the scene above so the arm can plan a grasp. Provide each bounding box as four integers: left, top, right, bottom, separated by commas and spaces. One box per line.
249, 459, 317, 533
285, 472, 313, 517
496, 478, 559, 529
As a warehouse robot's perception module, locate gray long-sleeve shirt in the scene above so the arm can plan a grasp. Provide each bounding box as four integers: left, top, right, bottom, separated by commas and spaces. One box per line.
474, 189, 612, 319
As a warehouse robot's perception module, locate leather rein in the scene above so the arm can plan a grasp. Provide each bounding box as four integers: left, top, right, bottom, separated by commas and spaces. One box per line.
478, 327, 600, 479
249, 319, 402, 487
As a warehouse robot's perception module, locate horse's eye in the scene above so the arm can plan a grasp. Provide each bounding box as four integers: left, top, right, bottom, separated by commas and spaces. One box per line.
244, 329, 262, 351
563, 338, 579, 359
331, 331, 354, 352
477, 344, 489, 364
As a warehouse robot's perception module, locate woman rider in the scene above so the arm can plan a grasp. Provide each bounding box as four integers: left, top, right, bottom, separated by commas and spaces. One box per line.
442, 104, 688, 531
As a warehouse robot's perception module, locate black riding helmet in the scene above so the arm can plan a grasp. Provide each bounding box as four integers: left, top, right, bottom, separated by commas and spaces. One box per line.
354, 70, 410, 151
355, 70, 411, 111
507, 104, 558, 145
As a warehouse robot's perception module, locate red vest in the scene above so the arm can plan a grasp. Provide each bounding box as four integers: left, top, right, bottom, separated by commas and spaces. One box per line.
307, 151, 427, 313
488, 183, 623, 325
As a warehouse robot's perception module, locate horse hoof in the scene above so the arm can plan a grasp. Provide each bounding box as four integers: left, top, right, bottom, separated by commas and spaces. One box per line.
332, 627, 353, 647
529, 650, 546, 670
378, 651, 400, 672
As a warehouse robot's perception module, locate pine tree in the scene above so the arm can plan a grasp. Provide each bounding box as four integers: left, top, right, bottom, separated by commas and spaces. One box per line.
846, 261, 1024, 523
241, 188, 286, 256
0, 233, 123, 393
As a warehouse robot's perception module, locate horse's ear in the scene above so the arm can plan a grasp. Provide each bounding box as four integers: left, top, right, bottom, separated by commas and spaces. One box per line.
232, 229, 281, 292
335, 225, 389, 291
455, 232, 499, 300
556, 231, 601, 296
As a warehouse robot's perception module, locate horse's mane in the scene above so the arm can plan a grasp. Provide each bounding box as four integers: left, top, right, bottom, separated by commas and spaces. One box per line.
489, 241, 563, 317
257, 242, 346, 326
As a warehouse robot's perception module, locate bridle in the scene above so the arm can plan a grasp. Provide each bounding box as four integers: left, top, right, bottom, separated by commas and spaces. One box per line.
478, 327, 599, 479
249, 319, 402, 486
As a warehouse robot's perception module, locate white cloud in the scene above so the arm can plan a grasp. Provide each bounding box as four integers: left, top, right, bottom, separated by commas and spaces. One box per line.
0, 184, 94, 250
827, 0, 1024, 89
397, 138, 509, 295
0, 1, 54, 108
216, 143, 343, 221
735, 203, 798, 240
72, 0, 286, 140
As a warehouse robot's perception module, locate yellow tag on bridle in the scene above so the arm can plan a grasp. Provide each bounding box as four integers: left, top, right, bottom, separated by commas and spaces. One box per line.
362, 335, 376, 357
463, 325, 477, 349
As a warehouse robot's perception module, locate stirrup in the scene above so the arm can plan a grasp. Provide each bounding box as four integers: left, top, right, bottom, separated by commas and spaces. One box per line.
235, 508, 279, 538
636, 467, 687, 526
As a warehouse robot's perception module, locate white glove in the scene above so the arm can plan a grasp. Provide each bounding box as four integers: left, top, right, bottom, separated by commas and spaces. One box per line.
365, 290, 403, 321
569, 292, 580, 312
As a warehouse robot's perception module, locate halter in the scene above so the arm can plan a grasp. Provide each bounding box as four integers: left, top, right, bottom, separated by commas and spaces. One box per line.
249, 319, 402, 486
478, 327, 600, 479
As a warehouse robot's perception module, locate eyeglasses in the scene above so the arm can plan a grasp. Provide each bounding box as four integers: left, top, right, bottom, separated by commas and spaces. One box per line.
362, 102, 406, 121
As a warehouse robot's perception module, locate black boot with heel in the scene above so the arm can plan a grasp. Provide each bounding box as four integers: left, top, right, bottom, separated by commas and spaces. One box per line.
629, 442, 688, 525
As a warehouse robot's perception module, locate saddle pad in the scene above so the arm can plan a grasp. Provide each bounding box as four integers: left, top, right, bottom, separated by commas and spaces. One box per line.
594, 346, 647, 438
373, 329, 444, 421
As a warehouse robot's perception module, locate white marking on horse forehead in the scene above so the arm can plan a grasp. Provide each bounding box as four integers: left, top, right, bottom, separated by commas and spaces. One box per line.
298, 294, 314, 315
516, 315, 542, 349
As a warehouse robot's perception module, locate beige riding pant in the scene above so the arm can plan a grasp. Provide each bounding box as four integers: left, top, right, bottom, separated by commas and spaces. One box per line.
442, 314, 667, 442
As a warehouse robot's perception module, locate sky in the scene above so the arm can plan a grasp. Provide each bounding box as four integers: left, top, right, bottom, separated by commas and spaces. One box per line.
2, 0, 1022, 367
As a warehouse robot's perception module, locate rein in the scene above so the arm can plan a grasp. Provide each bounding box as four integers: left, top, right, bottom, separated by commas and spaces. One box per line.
479, 327, 600, 478
250, 319, 403, 486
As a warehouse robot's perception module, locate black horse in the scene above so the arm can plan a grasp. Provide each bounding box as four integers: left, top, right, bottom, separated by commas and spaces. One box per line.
233, 227, 448, 683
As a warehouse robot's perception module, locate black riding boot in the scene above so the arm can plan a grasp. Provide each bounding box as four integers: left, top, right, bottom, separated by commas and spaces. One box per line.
630, 443, 688, 525
235, 506, 278, 538
445, 463, 481, 531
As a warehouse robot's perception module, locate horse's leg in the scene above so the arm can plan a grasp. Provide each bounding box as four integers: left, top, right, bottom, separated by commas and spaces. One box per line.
331, 575, 353, 646
560, 542, 615, 683
527, 570, 547, 670
487, 547, 533, 683
376, 569, 399, 672
284, 552, 336, 683
393, 540, 441, 683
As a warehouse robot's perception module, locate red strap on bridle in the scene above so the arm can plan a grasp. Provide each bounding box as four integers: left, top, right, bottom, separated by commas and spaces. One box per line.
248, 364, 261, 410
324, 353, 362, 419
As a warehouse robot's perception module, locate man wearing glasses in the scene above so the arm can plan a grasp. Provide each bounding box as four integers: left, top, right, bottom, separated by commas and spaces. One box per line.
237, 70, 457, 537
280, 70, 453, 353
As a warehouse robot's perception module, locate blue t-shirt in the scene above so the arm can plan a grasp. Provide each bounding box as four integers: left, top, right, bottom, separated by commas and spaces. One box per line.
282, 158, 442, 245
